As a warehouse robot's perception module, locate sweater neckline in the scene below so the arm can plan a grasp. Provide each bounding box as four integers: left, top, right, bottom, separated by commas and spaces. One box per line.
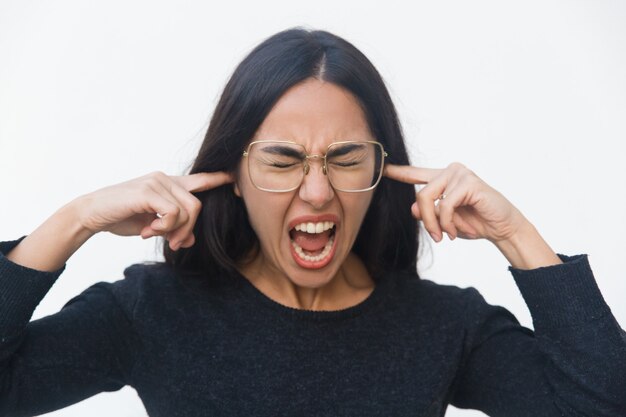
232, 269, 393, 321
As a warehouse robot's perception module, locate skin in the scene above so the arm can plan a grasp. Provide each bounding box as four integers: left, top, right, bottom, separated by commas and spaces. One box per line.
383, 163, 562, 269
235, 78, 377, 311
5, 171, 234, 273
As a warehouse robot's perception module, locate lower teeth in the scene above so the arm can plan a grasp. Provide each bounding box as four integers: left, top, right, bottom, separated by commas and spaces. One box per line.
291, 235, 334, 262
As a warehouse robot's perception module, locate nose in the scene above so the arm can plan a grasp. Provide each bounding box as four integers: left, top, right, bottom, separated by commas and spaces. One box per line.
298, 160, 334, 209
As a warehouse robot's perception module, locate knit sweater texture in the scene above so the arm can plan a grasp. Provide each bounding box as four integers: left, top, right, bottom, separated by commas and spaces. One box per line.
1, 235, 625, 417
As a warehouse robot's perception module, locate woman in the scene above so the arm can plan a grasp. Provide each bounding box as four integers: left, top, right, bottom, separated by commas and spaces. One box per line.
1, 28, 624, 417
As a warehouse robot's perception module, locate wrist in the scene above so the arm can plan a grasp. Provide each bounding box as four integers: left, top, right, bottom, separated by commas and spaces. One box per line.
5, 200, 96, 272
60, 198, 98, 243
493, 221, 562, 270
68, 194, 99, 235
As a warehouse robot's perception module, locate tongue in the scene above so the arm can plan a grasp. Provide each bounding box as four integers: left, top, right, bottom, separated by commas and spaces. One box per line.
291, 229, 332, 252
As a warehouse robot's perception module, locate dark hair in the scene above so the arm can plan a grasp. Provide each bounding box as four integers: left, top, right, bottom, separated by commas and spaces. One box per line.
163, 28, 419, 283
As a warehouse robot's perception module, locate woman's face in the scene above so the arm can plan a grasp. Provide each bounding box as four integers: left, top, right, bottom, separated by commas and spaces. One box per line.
235, 78, 376, 289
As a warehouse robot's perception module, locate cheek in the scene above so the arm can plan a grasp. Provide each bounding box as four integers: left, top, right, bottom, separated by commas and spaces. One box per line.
341, 193, 374, 237
242, 195, 272, 239
240, 189, 291, 246
355, 193, 374, 218
237, 177, 264, 238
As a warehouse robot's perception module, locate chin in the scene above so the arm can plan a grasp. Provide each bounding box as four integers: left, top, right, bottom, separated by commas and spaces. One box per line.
284, 259, 342, 289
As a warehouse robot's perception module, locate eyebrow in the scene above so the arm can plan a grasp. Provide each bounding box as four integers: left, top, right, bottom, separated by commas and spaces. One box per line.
326, 143, 366, 158
259, 145, 306, 159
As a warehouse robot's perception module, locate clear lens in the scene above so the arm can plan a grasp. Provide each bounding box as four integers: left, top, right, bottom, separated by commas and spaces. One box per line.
247, 141, 306, 192
326, 142, 384, 192
246, 141, 385, 192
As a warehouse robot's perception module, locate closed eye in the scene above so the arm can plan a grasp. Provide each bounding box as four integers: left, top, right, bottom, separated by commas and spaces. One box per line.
330, 160, 361, 167
254, 144, 305, 169
270, 161, 299, 168
254, 155, 301, 169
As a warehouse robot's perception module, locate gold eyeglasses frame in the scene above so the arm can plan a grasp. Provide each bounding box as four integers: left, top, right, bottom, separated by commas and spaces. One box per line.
242, 140, 388, 193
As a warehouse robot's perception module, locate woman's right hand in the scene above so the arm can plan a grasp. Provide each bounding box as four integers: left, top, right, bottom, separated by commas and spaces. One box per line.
75, 171, 234, 251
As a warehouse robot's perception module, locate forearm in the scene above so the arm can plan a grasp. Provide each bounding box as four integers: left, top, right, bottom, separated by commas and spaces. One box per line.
493, 220, 562, 270
6, 199, 95, 272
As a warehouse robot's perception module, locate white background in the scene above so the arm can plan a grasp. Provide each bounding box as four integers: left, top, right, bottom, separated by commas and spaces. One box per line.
1, 1, 625, 416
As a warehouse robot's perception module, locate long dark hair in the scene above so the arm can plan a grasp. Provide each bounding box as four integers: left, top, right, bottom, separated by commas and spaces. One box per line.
163, 28, 419, 283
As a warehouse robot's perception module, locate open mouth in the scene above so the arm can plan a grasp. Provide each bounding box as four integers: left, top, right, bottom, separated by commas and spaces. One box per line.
289, 221, 337, 269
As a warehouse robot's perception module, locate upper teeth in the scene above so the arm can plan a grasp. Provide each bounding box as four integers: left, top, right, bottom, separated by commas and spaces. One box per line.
294, 221, 335, 234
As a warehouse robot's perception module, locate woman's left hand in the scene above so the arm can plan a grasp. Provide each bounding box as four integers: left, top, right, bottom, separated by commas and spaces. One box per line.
384, 162, 563, 270
383, 162, 529, 244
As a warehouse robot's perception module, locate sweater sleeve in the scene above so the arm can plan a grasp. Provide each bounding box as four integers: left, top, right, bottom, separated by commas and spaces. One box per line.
450, 254, 626, 416
0, 237, 139, 417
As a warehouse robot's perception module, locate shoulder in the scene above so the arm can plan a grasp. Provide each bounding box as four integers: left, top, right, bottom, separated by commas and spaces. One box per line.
376, 272, 521, 357
391, 272, 485, 309
55, 263, 180, 333
119, 261, 227, 301
96, 261, 178, 302
119, 261, 179, 292
387, 272, 506, 327
71, 262, 215, 323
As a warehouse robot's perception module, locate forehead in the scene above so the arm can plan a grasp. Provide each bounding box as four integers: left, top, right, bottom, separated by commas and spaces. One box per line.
253, 78, 374, 151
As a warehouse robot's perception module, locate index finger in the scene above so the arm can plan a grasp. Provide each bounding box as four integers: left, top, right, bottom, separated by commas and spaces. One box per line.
172, 171, 235, 193
383, 164, 442, 185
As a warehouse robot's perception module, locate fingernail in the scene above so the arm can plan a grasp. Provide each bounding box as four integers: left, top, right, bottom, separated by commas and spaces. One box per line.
429, 232, 440, 242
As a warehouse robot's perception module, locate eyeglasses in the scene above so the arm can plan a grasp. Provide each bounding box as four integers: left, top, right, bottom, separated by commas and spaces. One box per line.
242, 140, 388, 193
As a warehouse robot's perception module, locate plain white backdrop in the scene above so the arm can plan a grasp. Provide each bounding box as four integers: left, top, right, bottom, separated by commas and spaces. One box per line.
1, 1, 625, 416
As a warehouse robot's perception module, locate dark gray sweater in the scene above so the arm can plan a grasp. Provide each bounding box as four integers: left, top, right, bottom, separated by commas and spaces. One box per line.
1, 235, 625, 417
